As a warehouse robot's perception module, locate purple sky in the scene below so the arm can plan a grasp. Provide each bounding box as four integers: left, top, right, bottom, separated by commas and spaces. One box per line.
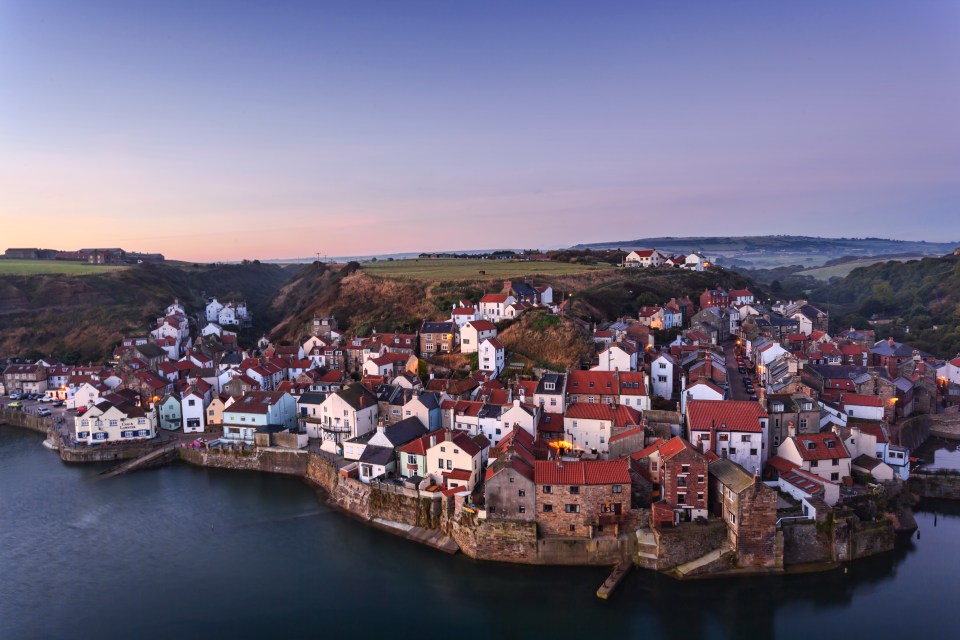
1, 1, 958, 261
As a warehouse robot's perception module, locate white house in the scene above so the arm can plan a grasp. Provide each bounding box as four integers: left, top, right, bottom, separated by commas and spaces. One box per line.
684, 253, 708, 271
937, 357, 960, 385
478, 293, 515, 323
221, 391, 297, 445
592, 343, 638, 372
205, 298, 224, 323
687, 400, 769, 473
478, 338, 505, 377
460, 320, 497, 354
651, 353, 675, 401
66, 381, 108, 410
840, 394, 885, 422
624, 249, 664, 268
680, 378, 725, 415
317, 384, 379, 453
563, 403, 642, 459
425, 430, 488, 492
181, 388, 208, 433
74, 400, 158, 445
776, 433, 851, 485
450, 305, 480, 328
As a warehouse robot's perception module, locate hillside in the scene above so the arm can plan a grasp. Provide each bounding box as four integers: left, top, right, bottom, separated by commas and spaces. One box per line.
267, 261, 758, 350
0, 262, 297, 362
807, 254, 960, 357
496, 309, 593, 370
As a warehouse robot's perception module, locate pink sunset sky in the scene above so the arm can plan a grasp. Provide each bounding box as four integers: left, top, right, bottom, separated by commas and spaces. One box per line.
1, 1, 958, 262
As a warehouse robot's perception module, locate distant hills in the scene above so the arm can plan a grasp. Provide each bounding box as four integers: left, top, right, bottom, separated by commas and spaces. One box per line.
570, 236, 959, 270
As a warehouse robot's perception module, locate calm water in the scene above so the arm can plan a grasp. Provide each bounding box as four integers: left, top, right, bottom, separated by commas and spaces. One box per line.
2, 424, 958, 640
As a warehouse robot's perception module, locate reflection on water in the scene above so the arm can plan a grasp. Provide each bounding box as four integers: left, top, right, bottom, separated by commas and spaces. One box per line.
1, 425, 958, 640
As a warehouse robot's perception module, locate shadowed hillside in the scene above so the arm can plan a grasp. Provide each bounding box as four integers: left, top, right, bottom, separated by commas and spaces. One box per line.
0, 262, 297, 362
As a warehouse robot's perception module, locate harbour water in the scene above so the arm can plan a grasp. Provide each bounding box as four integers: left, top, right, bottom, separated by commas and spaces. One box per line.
2, 424, 957, 640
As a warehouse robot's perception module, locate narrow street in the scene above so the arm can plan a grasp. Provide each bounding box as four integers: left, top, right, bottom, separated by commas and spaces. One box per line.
722, 341, 753, 402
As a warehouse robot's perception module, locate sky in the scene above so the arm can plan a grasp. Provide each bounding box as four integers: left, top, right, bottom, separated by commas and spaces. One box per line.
1, 0, 958, 262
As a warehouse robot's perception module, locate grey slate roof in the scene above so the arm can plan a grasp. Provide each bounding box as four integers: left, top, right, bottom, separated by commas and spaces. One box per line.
708, 458, 756, 493
382, 417, 428, 446
359, 445, 395, 466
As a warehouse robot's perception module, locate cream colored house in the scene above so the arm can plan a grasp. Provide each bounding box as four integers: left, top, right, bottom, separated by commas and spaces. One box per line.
74, 400, 158, 445
425, 430, 488, 492
460, 320, 497, 354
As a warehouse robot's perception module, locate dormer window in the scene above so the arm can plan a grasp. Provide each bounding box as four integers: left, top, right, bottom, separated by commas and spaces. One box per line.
545, 382, 555, 391
826, 440, 835, 449
806, 441, 816, 450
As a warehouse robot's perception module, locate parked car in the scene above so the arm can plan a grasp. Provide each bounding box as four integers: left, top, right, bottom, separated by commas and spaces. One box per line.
738, 367, 746, 374
52, 400, 65, 408
9, 393, 22, 400
76, 406, 88, 415
39, 396, 53, 403
8, 401, 24, 410
37, 407, 52, 417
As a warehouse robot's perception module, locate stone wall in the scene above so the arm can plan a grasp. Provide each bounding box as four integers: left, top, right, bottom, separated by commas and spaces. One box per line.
0, 409, 52, 437
782, 521, 833, 565
654, 519, 726, 570
908, 472, 960, 500
474, 519, 537, 563
850, 518, 895, 560
736, 482, 782, 569
60, 440, 163, 464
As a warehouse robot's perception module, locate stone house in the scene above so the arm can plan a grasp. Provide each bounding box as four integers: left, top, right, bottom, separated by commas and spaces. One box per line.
533, 458, 633, 538
420, 321, 457, 355
708, 458, 781, 569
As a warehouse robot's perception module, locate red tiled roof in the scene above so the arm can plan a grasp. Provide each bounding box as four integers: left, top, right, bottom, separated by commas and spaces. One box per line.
452, 307, 477, 316
534, 458, 630, 485
630, 438, 665, 461
618, 372, 646, 395
657, 436, 700, 461
480, 294, 510, 304
791, 433, 849, 461
767, 455, 798, 474
565, 402, 641, 427
608, 426, 644, 443
852, 422, 888, 444
687, 400, 768, 433
841, 393, 883, 408
537, 412, 563, 433
443, 469, 473, 481
568, 370, 617, 393
467, 320, 496, 331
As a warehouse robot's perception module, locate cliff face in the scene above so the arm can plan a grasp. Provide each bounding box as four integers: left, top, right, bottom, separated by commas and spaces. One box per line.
0, 262, 297, 362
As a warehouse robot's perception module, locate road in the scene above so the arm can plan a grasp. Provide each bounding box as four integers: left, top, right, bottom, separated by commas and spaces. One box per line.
722, 342, 756, 402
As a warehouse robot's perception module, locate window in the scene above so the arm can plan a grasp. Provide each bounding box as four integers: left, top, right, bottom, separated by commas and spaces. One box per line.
658, 375, 667, 383
697, 475, 704, 484
832, 459, 839, 466
509, 476, 514, 483
613, 485, 622, 494
569, 486, 580, 494
569, 525, 576, 532
697, 492, 704, 502
565, 504, 580, 513
729, 447, 737, 454
831, 472, 839, 481
730, 513, 736, 524
677, 493, 686, 505
437, 458, 444, 468
188, 399, 195, 407
407, 454, 417, 465
659, 363, 667, 369
741, 435, 751, 443
518, 489, 525, 497
441, 446, 446, 452
799, 418, 808, 430
543, 485, 552, 494
518, 506, 526, 514
811, 460, 819, 468
446, 460, 452, 470
681, 464, 689, 474
750, 448, 757, 456
543, 504, 553, 512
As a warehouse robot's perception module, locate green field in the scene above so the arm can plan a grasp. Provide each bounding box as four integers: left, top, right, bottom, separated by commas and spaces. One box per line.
361, 259, 613, 281
0, 259, 127, 276
797, 256, 924, 281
